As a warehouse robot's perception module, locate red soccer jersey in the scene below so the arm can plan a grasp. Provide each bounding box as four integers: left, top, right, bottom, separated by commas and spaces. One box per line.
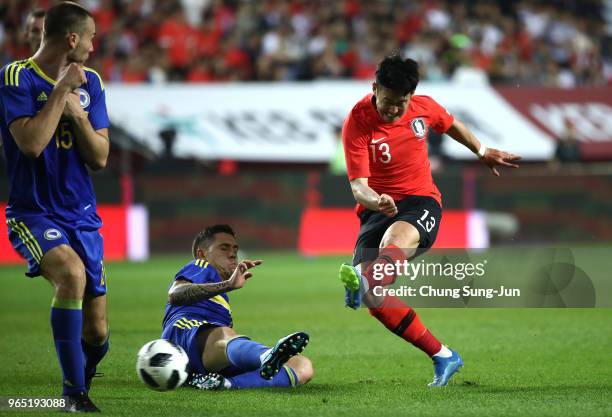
343, 94, 454, 213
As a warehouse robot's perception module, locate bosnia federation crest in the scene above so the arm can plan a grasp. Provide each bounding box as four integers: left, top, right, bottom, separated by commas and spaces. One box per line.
44, 228, 62, 240
77, 88, 90, 108
410, 117, 427, 138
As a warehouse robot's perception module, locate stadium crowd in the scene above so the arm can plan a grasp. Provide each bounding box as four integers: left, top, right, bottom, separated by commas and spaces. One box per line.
0, 0, 609, 86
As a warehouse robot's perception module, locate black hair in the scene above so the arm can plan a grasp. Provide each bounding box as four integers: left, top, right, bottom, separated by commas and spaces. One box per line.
44, 1, 92, 40
192, 225, 236, 258
375, 54, 420, 95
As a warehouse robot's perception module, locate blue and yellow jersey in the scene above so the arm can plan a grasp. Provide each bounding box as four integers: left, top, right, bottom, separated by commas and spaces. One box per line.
162, 259, 233, 330
0, 58, 109, 226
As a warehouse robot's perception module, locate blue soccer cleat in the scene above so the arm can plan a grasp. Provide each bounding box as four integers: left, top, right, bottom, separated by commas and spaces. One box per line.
260, 332, 309, 380
339, 263, 364, 309
428, 349, 463, 387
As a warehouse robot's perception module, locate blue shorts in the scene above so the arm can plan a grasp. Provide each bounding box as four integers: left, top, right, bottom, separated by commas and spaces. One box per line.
6, 215, 107, 297
161, 318, 242, 376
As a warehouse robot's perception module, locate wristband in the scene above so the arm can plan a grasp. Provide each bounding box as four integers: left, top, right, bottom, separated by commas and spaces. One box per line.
477, 144, 487, 158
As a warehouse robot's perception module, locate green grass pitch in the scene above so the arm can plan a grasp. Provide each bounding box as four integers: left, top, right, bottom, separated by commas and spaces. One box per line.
0, 252, 610, 416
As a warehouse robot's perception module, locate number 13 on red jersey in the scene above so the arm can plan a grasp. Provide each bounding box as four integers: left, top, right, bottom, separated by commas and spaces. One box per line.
370, 143, 392, 163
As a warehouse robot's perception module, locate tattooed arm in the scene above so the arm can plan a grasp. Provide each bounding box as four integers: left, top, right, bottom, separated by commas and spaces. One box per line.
168, 259, 262, 306
168, 279, 232, 306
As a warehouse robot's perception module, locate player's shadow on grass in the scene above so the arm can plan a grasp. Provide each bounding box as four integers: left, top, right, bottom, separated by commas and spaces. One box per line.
261, 384, 337, 394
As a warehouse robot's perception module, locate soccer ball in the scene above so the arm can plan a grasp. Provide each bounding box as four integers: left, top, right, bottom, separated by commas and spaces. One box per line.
136, 339, 189, 391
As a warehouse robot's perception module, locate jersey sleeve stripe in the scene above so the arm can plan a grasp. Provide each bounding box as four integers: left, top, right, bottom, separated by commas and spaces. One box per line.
5, 64, 15, 86
14, 65, 23, 87
194, 259, 209, 268
176, 318, 191, 328
10, 64, 18, 86
10, 64, 17, 86
210, 295, 231, 312
3, 62, 26, 87
84, 67, 105, 91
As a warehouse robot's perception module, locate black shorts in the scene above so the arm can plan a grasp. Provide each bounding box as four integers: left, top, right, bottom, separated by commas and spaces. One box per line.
352, 195, 442, 266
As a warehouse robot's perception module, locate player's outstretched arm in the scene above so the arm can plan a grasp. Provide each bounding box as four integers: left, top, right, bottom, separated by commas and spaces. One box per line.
168, 260, 262, 306
446, 119, 522, 176
350, 178, 398, 217
9, 63, 85, 158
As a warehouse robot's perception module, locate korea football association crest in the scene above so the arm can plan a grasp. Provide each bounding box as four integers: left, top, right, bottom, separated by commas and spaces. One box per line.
410, 117, 427, 138
77, 88, 90, 108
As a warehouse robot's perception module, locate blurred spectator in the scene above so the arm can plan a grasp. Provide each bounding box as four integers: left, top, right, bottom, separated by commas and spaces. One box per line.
553, 118, 582, 163
0, 0, 609, 85
329, 125, 347, 176
24, 8, 45, 54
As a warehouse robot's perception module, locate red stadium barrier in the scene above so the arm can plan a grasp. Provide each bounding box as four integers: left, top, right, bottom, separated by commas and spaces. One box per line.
0, 204, 129, 264
297, 208, 488, 256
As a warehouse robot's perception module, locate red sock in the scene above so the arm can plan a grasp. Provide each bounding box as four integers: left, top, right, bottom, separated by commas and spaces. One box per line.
368, 295, 442, 357
362, 245, 405, 288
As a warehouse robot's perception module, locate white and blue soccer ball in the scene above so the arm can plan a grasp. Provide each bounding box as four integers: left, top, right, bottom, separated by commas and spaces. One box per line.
136, 339, 189, 391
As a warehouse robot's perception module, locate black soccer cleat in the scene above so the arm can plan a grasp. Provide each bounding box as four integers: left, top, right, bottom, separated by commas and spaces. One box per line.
62, 392, 100, 413
260, 331, 309, 380
85, 371, 104, 392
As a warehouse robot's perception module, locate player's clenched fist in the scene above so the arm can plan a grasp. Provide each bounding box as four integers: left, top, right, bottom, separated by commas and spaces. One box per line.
63, 92, 87, 120
378, 194, 398, 217
57, 62, 86, 91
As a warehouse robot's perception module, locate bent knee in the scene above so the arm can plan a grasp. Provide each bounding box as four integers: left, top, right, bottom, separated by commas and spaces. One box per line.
42, 246, 87, 297
289, 356, 314, 385
380, 222, 420, 248
380, 232, 419, 249
83, 322, 108, 345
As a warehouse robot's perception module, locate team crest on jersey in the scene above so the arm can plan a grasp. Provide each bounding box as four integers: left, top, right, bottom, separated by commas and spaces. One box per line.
410, 118, 427, 138
77, 88, 90, 108
44, 228, 62, 240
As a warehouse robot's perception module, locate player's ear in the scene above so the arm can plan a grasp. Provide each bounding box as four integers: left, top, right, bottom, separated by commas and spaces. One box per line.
372, 82, 377, 95
67, 32, 79, 49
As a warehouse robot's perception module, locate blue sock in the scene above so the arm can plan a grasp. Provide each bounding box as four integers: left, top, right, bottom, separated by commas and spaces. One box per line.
50, 298, 86, 395
82, 334, 109, 380
226, 365, 298, 389
225, 337, 270, 372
